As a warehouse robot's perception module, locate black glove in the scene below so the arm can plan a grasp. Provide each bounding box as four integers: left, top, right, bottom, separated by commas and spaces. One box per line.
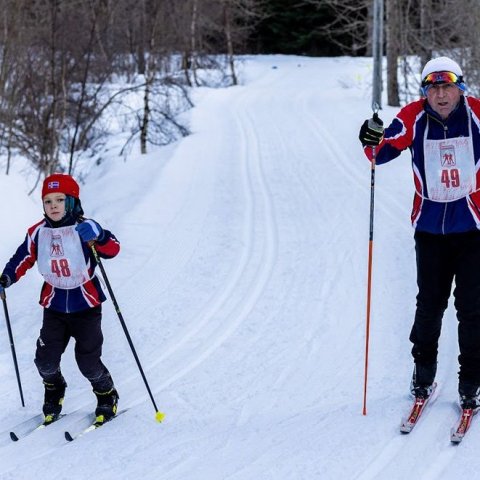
0, 274, 11, 288
359, 113, 384, 147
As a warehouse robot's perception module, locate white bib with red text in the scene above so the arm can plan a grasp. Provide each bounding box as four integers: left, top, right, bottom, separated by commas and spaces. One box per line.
37, 225, 90, 289
423, 114, 476, 202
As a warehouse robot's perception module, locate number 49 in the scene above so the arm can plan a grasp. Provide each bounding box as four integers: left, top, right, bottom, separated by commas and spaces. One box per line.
441, 168, 460, 188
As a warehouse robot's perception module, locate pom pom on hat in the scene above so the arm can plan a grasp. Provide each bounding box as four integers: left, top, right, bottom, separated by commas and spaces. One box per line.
421, 56, 463, 80
42, 173, 80, 199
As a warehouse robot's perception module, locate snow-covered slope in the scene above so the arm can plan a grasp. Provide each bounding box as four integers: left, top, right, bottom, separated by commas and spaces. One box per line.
0, 56, 474, 480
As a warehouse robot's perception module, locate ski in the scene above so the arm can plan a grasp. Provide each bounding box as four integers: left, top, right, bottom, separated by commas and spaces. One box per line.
9, 413, 66, 441
451, 407, 478, 444
65, 410, 126, 442
400, 382, 437, 434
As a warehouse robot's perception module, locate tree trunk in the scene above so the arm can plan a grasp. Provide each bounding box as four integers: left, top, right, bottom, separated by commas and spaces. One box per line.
137, 0, 146, 75
223, 2, 237, 85
68, 5, 98, 174
386, 0, 400, 106
190, 0, 199, 86
140, 74, 151, 154
419, 0, 432, 69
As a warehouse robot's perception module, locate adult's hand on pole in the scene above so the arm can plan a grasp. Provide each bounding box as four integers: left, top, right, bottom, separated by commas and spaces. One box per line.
359, 113, 384, 147
0, 274, 11, 289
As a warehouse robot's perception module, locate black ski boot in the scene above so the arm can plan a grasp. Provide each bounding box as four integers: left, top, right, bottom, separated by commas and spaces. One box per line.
410, 362, 437, 399
94, 388, 119, 424
459, 383, 480, 411
42, 379, 67, 423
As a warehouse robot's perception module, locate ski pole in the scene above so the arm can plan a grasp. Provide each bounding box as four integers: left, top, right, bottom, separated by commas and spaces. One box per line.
363, 103, 381, 416
90, 244, 165, 422
0, 288, 25, 407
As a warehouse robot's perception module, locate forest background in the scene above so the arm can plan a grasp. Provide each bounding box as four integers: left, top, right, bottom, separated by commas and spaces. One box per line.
0, 0, 473, 183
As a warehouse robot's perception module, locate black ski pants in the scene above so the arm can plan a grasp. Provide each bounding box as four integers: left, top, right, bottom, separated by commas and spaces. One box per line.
410, 230, 480, 388
34, 305, 114, 392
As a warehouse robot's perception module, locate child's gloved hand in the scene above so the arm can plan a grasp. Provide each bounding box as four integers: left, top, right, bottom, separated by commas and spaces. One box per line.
76, 220, 105, 243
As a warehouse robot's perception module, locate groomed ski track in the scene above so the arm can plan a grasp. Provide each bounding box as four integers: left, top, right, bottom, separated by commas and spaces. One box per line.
0, 56, 477, 479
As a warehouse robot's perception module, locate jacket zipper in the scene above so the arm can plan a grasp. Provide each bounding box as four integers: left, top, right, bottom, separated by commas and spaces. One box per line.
441, 124, 448, 234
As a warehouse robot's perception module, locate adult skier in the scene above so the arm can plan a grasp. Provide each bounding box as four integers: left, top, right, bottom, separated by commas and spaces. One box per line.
359, 57, 480, 411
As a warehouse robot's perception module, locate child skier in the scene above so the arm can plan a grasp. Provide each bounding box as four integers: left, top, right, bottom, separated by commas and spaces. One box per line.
0, 173, 120, 424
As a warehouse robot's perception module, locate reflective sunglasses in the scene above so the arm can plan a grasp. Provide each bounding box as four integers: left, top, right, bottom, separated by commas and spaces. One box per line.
422, 71, 463, 86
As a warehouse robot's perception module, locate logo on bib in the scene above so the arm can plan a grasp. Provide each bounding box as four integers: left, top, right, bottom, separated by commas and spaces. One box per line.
440, 144, 456, 167
50, 234, 64, 257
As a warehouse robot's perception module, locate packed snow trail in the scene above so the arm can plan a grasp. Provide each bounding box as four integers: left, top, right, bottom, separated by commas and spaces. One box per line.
0, 56, 477, 480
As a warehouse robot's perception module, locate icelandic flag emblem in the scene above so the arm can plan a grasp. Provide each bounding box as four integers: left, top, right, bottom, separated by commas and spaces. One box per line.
48, 181, 60, 189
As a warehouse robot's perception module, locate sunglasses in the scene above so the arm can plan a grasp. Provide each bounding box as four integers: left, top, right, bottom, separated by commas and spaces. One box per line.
422, 71, 463, 86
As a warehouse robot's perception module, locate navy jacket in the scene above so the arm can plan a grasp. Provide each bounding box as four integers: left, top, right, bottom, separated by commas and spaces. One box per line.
364, 95, 480, 234
2, 215, 120, 313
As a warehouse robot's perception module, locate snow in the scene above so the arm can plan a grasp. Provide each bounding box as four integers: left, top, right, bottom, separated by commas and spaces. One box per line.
0, 55, 475, 479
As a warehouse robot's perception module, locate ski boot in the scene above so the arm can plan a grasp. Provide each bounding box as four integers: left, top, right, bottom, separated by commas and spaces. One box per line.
42, 379, 67, 424
410, 362, 437, 399
459, 383, 480, 411
93, 388, 119, 425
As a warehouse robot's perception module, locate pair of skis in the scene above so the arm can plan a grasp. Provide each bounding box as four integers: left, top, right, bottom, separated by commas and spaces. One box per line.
9, 411, 122, 443
400, 383, 477, 443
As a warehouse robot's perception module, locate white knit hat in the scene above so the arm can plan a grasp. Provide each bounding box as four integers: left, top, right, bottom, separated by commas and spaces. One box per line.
421, 56, 463, 80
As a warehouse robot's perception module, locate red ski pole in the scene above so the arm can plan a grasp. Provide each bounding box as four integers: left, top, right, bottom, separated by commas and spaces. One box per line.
363, 104, 381, 415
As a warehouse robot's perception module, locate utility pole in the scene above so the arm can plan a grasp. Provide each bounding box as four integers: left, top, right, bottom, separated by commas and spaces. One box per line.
372, 0, 383, 109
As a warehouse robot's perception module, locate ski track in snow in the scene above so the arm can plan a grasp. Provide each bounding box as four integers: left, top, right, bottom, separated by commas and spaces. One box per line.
0, 56, 478, 479
149, 85, 280, 392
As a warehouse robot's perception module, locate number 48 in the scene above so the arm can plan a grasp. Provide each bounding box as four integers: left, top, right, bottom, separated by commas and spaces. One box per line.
51, 258, 71, 277
441, 168, 460, 188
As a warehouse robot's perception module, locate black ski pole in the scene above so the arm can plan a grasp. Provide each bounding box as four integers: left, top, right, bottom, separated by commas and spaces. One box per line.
90, 244, 165, 422
0, 288, 25, 407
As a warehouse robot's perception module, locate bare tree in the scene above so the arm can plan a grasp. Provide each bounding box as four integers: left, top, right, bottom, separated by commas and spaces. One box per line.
60, 0, 131, 174
309, 0, 480, 105
0, 0, 265, 178
306, 0, 371, 55
111, 0, 193, 154
189, 0, 200, 86
220, 0, 267, 85
0, 0, 31, 174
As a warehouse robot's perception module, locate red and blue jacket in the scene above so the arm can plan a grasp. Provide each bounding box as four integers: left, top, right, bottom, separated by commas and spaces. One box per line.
364, 95, 480, 234
2, 216, 120, 313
